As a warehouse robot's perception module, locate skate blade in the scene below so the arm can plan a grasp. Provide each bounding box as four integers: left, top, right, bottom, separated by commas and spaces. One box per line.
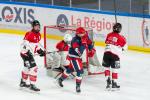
105, 87, 111, 91
19, 85, 30, 90
19, 87, 31, 93
29, 89, 40, 94
111, 88, 120, 91
19, 87, 28, 91
19, 87, 40, 94
53, 80, 63, 88
76, 91, 81, 94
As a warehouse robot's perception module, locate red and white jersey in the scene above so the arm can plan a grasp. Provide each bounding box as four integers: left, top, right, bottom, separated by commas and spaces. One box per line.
105, 32, 127, 57
20, 30, 42, 55
24, 30, 41, 43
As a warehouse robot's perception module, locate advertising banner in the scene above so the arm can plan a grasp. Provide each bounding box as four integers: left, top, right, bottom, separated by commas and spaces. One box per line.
0, 3, 150, 49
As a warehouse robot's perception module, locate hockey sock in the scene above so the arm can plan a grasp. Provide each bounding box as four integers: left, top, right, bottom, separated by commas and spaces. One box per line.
29, 66, 38, 84
104, 68, 110, 79
21, 67, 29, 82
112, 73, 118, 80
22, 71, 28, 82
76, 76, 82, 86
61, 71, 69, 80
29, 75, 37, 84
112, 68, 118, 82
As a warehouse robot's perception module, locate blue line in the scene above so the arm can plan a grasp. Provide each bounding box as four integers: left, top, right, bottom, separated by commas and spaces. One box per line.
0, 1, 150, 19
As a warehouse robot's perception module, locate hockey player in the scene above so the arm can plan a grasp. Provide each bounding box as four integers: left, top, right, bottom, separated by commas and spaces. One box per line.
102, 23, 127, 90
54, 34, 72, 72
19, 20, 45, 92
57, 27, 95, 93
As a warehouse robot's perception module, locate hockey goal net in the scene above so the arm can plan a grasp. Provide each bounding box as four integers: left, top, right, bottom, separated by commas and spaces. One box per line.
44, 25, 104, 76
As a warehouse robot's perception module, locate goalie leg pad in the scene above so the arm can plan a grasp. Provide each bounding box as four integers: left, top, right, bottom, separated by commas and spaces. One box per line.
59, 51, 69, 66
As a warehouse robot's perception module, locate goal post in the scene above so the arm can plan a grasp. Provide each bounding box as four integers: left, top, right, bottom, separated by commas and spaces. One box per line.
43, 25, 104, 76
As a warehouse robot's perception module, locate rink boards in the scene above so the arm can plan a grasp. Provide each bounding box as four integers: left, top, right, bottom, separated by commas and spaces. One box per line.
0, 2, 150, 53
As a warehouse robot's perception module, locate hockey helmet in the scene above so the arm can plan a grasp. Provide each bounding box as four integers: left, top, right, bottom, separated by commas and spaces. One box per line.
76, 27, 86, 35
113, 23, 122, 33
31, 20, 40, 27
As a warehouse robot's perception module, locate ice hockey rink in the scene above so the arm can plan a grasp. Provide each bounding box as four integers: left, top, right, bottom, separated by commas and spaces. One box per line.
0, 33, 150, 100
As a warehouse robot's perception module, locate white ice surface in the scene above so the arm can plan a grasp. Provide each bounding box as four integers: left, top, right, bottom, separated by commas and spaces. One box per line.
0, 33, 150, 100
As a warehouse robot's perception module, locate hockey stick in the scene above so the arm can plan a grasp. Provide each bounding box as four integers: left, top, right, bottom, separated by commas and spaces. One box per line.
38, 42, 59, 54
113, 0, 117, 23
33, 51, 58, 56
38, 42, 50, 54
142, 2, 146, 24
54, 72, 76, 79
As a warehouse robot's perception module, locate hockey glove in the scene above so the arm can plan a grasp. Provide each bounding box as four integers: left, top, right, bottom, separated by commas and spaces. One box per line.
37, 49, 46, 57
88, 48, 96, 57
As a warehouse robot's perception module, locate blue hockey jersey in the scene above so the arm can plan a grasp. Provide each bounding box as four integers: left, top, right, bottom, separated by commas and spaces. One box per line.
68, 34, 94, 58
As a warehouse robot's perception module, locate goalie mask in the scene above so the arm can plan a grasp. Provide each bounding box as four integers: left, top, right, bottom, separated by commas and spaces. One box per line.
64, 34, 72, 44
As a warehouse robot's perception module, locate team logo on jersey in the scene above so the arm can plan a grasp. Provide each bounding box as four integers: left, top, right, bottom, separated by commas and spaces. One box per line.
56, 14, 69, 32
141, 20, 150, 47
